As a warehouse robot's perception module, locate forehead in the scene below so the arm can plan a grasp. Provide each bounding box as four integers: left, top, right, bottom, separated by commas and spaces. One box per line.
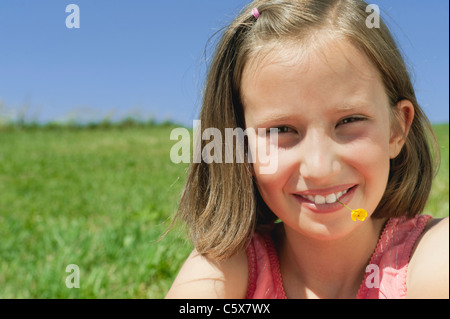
240, 36, 386, 113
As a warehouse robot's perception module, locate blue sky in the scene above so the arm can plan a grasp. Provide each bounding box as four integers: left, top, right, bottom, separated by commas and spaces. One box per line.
0, 0, 448, 126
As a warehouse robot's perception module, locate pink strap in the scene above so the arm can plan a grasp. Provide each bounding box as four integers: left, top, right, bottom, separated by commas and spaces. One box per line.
246, 232, 286, 299
247, 215, 432, 299
357, 215, 432, 299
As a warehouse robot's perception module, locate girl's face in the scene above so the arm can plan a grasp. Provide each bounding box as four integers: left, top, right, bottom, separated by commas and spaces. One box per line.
241, 38, 404, 239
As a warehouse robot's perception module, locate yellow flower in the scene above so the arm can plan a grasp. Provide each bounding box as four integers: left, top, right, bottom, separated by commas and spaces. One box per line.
337, 200, 367, 222
351, 209, 367, 222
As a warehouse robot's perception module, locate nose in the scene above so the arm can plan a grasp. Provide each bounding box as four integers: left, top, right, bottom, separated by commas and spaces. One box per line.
298, 129, 341, 182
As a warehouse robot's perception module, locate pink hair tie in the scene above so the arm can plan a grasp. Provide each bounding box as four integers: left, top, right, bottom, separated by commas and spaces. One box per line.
251, 8, 260, 20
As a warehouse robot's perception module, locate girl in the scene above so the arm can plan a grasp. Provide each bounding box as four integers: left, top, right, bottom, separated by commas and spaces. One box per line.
166, 0, 448, 299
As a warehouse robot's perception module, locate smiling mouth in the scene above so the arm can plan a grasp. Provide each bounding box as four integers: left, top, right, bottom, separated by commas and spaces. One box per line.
295, 186, 356, 205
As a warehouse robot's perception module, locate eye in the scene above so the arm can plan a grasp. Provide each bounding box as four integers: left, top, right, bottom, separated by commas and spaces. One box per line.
265, 126, 294, 134
338, 116, 367, 126
276, 126, 293, 133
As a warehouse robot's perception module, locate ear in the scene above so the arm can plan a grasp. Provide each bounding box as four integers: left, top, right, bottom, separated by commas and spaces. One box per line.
389, 99, 414, 159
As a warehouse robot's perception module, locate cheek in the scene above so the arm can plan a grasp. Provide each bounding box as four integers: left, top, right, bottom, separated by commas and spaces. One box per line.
342, 122, 392, 170
253, 148, 296, 197
345, 137, 392, 207
353, 146, 390, 190
248, 130, 284, 177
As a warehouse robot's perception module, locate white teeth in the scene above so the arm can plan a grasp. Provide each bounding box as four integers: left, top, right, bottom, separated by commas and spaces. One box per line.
315, 195, 326, 205
325, 193, 337, 204
301, 188, 349, 205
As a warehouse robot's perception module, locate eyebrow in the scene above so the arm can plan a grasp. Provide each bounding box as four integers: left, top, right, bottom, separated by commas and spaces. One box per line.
252, 113, 294, 127
261, 103, 369, 118
251, 100, 372, 127
335, 101, 371, 113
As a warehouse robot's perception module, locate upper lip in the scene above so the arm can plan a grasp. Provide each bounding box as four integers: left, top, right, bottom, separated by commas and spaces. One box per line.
294, 184, 356, 197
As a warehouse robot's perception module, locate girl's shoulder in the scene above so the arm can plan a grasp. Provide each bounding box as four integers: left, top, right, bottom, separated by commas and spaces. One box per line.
406, 217, 449, 298
165, 248, 248, 299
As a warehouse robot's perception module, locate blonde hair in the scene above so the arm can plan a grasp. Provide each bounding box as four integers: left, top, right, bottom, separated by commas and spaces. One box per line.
173, 0, 439, 261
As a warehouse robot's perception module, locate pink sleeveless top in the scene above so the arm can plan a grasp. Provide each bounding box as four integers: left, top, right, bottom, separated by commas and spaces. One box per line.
246, 215, 432, 299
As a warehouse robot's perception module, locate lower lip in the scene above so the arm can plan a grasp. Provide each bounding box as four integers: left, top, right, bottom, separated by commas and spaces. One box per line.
293, 186, 357, 214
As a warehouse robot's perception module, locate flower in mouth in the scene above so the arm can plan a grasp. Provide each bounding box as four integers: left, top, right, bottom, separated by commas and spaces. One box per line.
337, 200, 367, 222
350, 208, 367, 222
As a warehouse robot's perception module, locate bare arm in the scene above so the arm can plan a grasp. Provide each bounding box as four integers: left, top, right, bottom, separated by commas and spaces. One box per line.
165, 248, 249, 299
407, 217, 449, 298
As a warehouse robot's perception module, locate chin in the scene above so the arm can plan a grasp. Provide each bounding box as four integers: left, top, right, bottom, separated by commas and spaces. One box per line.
283, 212, 364, 241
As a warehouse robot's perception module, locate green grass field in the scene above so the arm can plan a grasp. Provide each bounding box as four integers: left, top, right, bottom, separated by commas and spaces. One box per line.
0, 123, 448, 298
